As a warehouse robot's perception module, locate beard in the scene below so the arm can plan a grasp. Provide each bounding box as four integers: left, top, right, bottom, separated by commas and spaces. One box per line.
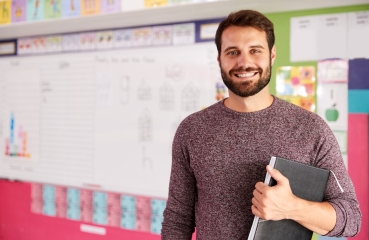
220, 61, 272, 98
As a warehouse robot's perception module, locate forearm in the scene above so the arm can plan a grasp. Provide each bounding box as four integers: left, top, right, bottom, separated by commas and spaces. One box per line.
290, 198, 336, 235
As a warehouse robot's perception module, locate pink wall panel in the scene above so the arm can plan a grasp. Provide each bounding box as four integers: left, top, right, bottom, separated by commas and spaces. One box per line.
0, 180, 161, 240
348, 114, 369, 240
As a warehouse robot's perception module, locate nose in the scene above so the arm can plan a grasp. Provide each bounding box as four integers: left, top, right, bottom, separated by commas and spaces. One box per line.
237, 52, 250, 68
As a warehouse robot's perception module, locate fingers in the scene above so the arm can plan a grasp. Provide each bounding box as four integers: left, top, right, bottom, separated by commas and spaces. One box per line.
255, 181, 266, 192
266, 165, 288, 186
251, 204, 261, 217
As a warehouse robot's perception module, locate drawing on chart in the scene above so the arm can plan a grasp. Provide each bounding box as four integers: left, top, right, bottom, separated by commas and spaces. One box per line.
2, 1, 9, 18
33, 38, 46, 52
33, 0, 39, 16
159, 82, 174, 111
98, 32, 112, 43
80, 34, 94, 44
113, 30, 132, 48
80, 33, 95, 50
70, 0, 74, 10
137, 79, 152, 101
4, 112, 31, 158
47, 37, 62, 51
97, 31, 113, 49
14, 3, 22, 18
18, 39, 32, 54
1, 70, 41, 162
50, 0, 59, 14
181, 82, 199, 112
152, 26, 172, 45
325, 89, 339, 122
142, 145, 153, 169
62, 35, 79, 51
165, 64, 184, 82
138, 109, 152, 142
132, 28, 151, 47
84, 0, 96, 10
119, 75, 130, 104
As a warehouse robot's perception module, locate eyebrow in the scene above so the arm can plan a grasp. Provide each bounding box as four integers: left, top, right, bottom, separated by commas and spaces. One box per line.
223, 45, 265, 53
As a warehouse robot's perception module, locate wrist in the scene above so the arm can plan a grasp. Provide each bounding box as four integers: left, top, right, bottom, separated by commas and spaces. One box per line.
286, 196, 308, 221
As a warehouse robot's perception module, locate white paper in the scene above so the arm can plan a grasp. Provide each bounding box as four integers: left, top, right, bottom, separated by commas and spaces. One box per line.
17, 38, 33, 55
200, 23, 219, 40
62, 34, 80, 52
172, 23, 195, 45
332, 130, 347, 154
317, 59, 348, 83
96, 31, 114, 50
290, 16, 319, 62
132, 27, 152, 47
113, 29, 132, 48
79, 32, 96, 51
317, 83, 348, 131
151, 25, 172, 46
347, 11, 369, 59
46, 36, 62, 53
317, 13, 348, 60
32, 37, 47, 54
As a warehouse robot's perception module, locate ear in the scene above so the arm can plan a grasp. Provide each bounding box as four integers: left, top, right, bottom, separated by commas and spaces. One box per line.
270, 45, 276, 65
217, 55, 220, 66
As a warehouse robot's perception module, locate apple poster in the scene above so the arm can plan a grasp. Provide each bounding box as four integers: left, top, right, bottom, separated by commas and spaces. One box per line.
317, 83, 348, 130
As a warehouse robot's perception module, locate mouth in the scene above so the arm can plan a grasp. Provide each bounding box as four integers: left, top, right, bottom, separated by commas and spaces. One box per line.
234, 72, 258, 78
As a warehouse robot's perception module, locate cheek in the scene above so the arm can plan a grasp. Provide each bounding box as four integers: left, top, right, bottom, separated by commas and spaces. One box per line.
254, 58, 271, 70
219, 59, 234, 71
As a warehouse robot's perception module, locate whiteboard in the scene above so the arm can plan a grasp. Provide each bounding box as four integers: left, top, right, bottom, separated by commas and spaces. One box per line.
0, 42, 223, 198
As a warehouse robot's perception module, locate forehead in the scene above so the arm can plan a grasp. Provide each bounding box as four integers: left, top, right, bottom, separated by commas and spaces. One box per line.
221, 26, 268, 49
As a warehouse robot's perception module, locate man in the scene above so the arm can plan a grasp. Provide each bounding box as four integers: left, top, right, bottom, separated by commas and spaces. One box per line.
161, 10, 361, 239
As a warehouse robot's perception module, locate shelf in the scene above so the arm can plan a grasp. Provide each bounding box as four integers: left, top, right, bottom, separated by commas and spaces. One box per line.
0, 0, 367, 40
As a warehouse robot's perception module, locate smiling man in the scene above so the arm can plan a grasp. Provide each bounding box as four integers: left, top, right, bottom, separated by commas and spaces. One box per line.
161, 10, 361, 240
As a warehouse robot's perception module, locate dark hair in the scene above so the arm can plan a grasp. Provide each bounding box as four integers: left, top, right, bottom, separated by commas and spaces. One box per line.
215, 10, 275, 56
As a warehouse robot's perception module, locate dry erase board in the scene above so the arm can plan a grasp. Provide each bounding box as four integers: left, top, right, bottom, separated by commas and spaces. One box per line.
0, 41, 222, 198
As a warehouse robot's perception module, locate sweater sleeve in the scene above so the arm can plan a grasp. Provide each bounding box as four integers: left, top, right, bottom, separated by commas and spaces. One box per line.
161, 120, 196, 240
315, 123, 362, 237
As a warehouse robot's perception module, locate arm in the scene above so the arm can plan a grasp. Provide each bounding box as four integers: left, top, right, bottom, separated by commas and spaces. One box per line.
252, 165, 336, 235
161, 123, 196, 240
252, 124, 362, 237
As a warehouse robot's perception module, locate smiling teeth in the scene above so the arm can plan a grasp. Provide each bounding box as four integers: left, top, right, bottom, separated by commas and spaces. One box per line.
237, 72, 255, 77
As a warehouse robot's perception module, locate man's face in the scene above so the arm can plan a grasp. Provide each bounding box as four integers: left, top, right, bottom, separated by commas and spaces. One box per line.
217, 26, 276, 98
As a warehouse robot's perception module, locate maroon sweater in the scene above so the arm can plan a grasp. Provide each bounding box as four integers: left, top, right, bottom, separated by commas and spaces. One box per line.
161, 97, 361, 239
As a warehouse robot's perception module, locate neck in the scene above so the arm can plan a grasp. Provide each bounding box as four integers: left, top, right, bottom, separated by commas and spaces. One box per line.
223, 87, 274, 112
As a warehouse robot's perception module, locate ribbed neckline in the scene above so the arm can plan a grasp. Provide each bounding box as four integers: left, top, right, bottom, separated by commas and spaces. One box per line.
216, 95, 279, 119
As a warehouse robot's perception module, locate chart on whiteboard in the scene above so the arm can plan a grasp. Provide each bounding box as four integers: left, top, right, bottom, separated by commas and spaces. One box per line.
0, 41, 223, 198
0, 69, 41, 163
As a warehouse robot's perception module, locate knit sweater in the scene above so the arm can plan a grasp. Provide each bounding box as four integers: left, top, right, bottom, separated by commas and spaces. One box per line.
161, 97, 361, 240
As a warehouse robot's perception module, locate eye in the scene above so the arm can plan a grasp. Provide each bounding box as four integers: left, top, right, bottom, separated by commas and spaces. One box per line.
251, 49, 261, 54
227, 50, 238, 56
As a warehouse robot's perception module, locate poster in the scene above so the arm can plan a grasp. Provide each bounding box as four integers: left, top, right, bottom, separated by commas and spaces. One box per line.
276, 66, 316, 112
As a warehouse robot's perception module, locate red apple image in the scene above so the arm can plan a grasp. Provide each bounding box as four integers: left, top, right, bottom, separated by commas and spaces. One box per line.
325, 103, 339, 122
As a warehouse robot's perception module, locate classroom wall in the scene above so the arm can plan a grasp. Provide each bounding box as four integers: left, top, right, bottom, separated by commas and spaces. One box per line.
0, 2, 368, 240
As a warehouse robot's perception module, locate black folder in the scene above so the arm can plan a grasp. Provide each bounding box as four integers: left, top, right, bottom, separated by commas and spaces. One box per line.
247, 156, 330, 240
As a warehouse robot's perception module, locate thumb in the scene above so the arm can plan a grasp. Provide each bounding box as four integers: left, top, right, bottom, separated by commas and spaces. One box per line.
266, 165, 288, 186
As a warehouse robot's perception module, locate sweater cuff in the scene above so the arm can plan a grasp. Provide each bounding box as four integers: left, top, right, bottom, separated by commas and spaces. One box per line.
323, 201, 344, 237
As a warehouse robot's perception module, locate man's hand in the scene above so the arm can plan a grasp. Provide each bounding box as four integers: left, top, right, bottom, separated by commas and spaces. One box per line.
251, 165, 336, 235
251, 165, 298, 220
